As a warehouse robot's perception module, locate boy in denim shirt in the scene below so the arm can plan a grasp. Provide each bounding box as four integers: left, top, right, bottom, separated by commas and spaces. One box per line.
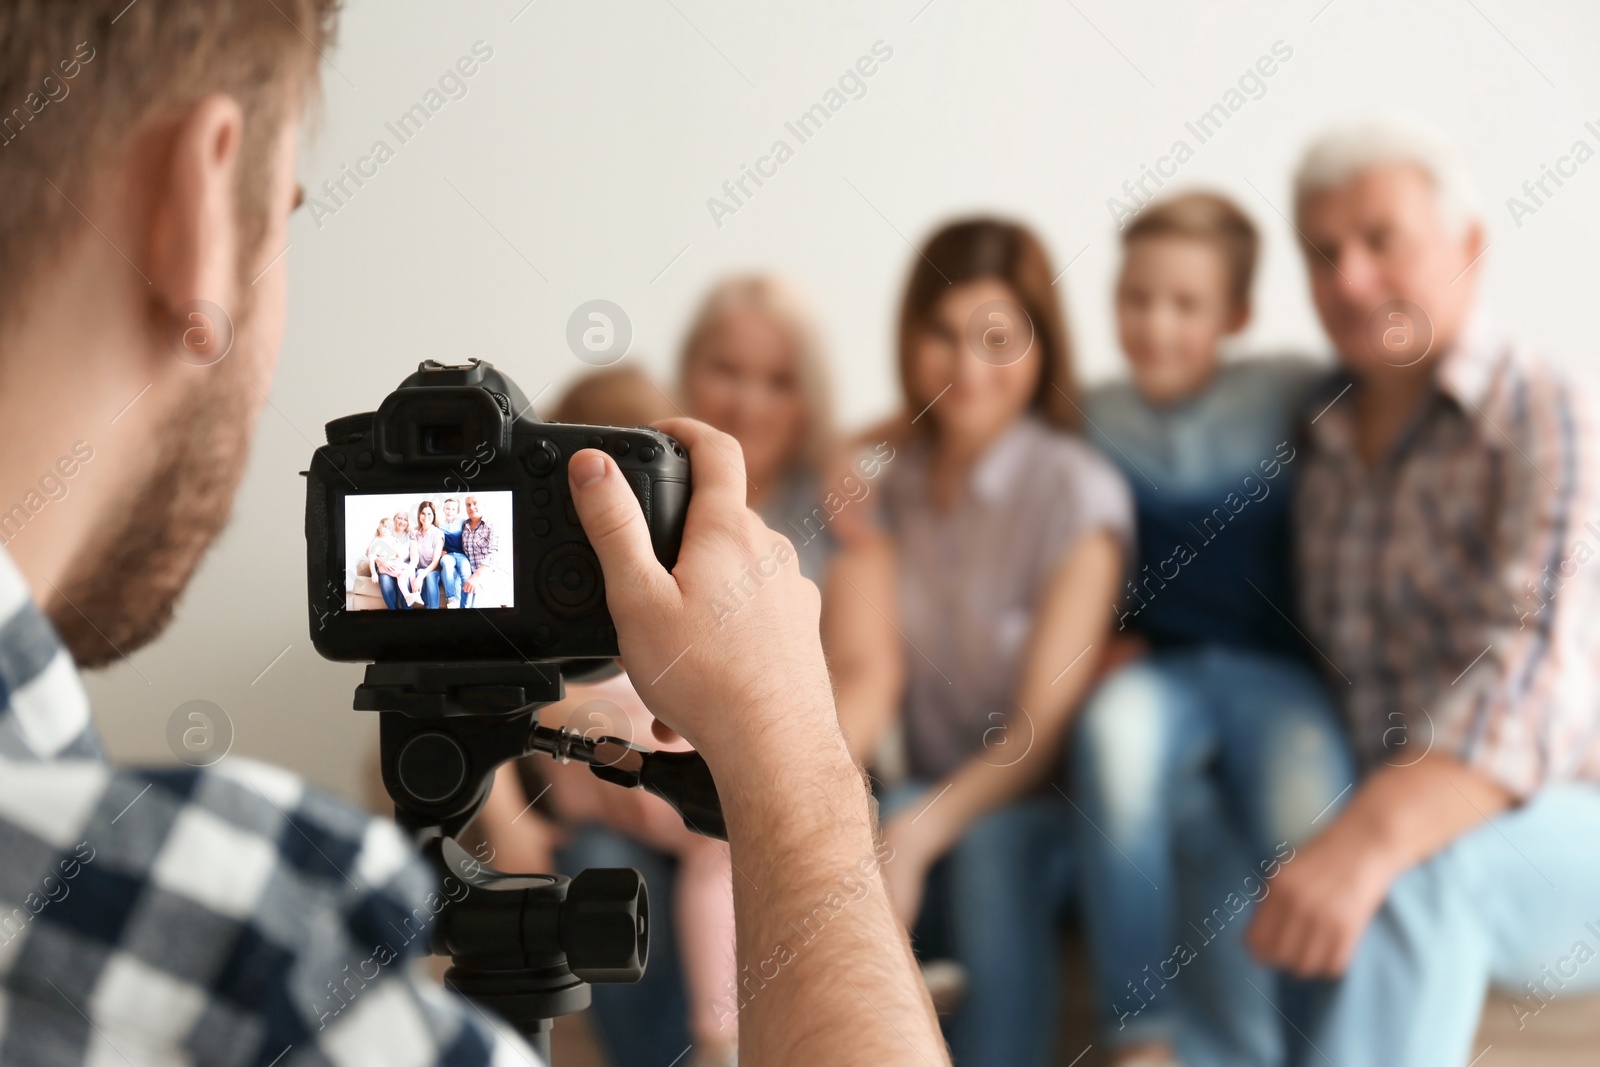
1073, 193, 1354, 1067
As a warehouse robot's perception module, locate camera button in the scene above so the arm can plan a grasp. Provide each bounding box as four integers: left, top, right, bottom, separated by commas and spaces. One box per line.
523, 440, 559, 475
533, 488, 551, 506
588, 434, 604, 448
532, 518, 551, 536
537, 543, 604, 617
355, 451, 374, 470
331, 452, 347, 469
638, 445, 657, 462
610, 439, 631, 456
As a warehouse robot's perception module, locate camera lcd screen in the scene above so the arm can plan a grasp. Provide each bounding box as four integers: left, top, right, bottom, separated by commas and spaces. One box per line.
343, 490, 515, 611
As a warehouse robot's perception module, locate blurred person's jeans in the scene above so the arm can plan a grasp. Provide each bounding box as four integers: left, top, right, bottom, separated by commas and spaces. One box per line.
556, 825, 692, 1067
1298, 784, 1600, 1067
880, 784, 1076, 1067
1071, 646, 1356, 1066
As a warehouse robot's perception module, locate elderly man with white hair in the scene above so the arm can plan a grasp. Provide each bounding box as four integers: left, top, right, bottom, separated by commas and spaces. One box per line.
1242, 118, 1600, 1065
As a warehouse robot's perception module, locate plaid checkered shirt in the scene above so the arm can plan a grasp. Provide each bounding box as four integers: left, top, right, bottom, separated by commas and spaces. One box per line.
1296, 314, 1600, 797
0, 546, 541, 1065
462, 519, 498, 577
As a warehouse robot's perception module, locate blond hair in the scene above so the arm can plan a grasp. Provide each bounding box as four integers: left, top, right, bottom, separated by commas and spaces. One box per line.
679, 274, 836, 471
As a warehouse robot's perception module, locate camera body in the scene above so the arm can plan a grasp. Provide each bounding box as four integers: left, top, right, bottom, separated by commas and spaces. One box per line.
305, 359, 688, 665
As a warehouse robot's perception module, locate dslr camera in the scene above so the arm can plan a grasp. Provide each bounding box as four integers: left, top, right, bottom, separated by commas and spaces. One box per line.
304, 360, 712, 1055
305, 358, 689, 666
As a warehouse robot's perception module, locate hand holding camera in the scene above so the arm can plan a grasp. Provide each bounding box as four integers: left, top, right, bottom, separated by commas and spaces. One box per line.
567, 416, 847, 784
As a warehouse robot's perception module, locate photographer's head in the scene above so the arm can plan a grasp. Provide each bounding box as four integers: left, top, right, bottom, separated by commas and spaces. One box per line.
0, 1, 337, 666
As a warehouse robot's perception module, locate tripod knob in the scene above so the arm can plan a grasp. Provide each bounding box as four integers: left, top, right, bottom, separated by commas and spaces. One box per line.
562, 868, 648, 983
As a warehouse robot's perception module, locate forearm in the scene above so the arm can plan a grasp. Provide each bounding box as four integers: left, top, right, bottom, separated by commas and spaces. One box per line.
564, 422, 947, 1063
832, 678, 899, 766
921, 718, 1076, 853
1246, 753, 1519, 976
718, 722, 945, 1065
1326, 754, 1515, 876
924, 536, 1117, 849
821, 541, 904, 765
477, 762, 558, 874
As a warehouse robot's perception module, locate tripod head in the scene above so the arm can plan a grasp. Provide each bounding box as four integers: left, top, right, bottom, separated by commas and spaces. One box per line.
359, 660, 726, 1062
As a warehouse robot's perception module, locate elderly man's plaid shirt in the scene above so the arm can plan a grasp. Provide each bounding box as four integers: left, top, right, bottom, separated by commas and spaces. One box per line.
0, 550, 539, 1065
1297, 318, 1600, 797
462, 518, 498, 577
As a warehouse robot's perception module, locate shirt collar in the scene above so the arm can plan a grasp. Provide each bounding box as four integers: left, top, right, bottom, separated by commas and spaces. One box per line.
1306, 303, 1506, 460
1304, 369, 1359, 458
0, 542, 101, 762
1434, 304, 1506, 413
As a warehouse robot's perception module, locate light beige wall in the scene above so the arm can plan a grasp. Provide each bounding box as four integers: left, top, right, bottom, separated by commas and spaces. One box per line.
90, 0, 1600, 800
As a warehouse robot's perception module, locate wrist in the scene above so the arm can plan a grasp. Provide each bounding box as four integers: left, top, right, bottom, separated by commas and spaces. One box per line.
691, 689, 849, 777
709, 717, 867, 829
1326, 802, 1412, 883
913, 803, 962, 862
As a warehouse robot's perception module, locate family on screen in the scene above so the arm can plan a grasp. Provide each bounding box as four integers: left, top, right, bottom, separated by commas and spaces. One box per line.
362, 494, 501, 610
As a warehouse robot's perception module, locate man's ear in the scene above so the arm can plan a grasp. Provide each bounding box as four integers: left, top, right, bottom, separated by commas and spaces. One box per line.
145, 94, 244, 318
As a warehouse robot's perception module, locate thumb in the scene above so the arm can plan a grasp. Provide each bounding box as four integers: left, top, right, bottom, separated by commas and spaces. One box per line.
568, 449, 670, 612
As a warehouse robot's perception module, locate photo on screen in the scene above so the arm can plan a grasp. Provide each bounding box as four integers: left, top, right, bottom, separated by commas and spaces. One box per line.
343, 490, 514, 610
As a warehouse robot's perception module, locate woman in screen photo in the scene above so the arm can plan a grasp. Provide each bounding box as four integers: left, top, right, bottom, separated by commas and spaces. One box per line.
366, 516, 414, 610
377, 510, 422, 609
408, 499, 445, 609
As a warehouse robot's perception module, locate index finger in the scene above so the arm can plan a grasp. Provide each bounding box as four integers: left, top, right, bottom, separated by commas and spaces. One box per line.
651, 417, 750, 515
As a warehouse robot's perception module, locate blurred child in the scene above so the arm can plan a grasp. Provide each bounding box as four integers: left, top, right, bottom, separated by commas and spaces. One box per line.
1070, 192, 1355, 1067
475, 365, 739, 1067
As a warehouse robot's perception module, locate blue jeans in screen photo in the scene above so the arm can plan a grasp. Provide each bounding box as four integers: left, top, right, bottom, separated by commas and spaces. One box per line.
376, 572, 410, 610
378, 570, 441, 609
415, 569, 441, 609
440, 551, 475, 607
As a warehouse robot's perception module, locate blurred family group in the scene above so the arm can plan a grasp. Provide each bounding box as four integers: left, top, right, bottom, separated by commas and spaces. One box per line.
363, 494, 499, 609
476, 118, 1600, 1067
